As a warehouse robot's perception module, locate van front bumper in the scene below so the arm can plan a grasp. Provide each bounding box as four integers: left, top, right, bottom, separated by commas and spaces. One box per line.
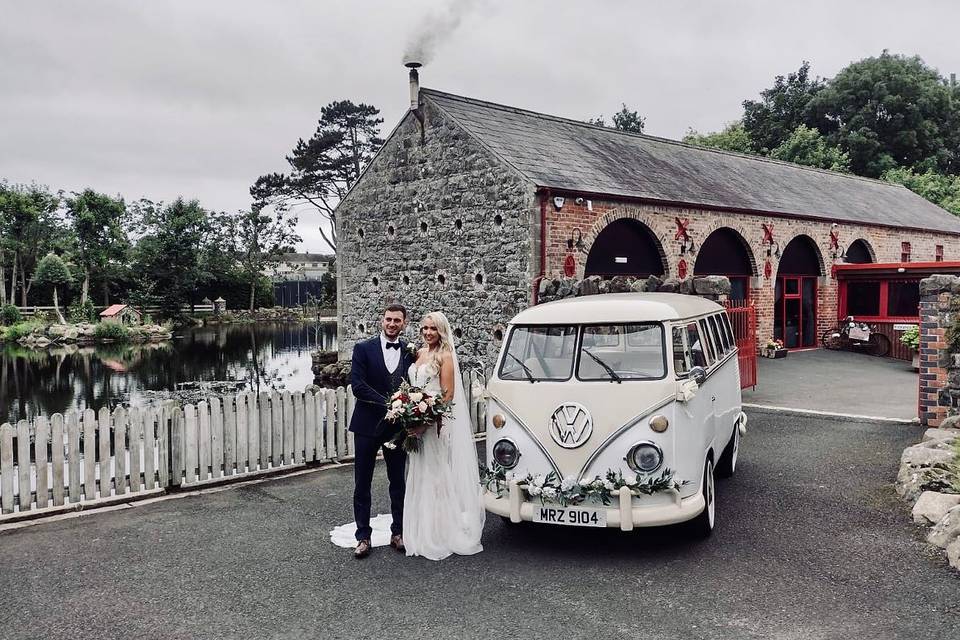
484, 481, 705, 530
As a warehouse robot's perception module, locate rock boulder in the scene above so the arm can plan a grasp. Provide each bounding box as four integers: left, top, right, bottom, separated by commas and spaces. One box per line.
912, 491, 960, 525
927, 505, 960, 549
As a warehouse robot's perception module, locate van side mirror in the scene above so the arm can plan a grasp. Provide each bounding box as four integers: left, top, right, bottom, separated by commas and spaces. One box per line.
689, 366, 707, 386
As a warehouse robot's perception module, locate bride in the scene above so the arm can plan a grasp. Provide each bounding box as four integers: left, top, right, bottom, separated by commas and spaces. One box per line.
403, 311, 485, 560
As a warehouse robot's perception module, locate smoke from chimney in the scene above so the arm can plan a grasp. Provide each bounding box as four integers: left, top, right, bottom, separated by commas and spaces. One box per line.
402, 0, 480, 66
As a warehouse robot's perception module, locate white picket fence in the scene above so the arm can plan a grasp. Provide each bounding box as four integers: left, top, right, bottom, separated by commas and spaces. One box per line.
0, 373, 487, 519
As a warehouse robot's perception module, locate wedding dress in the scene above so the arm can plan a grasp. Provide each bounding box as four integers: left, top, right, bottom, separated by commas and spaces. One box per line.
403, 351, 485, 560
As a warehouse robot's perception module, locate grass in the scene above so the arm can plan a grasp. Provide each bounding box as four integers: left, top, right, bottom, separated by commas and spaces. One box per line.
93, 321, 130, 341
1, 321, 43, 342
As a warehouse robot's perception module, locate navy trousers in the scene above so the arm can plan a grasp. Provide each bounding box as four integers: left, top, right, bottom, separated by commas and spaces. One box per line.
353, 433, 406, 541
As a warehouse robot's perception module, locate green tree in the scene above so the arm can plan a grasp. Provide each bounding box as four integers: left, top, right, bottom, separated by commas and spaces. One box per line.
223, 205, 301, 311
251, 100, 384, 251
882, 168, 960, 216
33, 253, 72, 323
131, 198, 208, 318
64, 189, 130, 306
808, 52, 960, 177
769, 125, 851, 172
587, 104, 646, 133
0, 182, 64, 307
742, 61, 824, 154
683, 122, 755, 154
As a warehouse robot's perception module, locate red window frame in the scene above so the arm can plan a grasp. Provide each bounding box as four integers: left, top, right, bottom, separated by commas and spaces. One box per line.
837, 278, 920, 322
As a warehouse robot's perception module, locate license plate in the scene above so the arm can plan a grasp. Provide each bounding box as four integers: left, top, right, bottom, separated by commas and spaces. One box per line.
532, 505, 607, 528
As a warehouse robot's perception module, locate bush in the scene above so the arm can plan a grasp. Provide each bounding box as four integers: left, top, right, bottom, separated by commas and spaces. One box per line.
0, 304, 22, 326
68, 299, 97, 323
94, 321, 130, 341
899, 325, 920, 351
4, 322, 42, 342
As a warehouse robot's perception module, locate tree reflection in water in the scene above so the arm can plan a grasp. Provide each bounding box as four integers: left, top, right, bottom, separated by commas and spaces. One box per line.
0, 322, 337, 423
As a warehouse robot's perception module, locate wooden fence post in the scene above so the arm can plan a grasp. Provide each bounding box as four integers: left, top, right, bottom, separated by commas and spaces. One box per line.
35, 416, 49, 509
1, 423, 14, 513
51, 414, 65, 507
17, 420, 31, 511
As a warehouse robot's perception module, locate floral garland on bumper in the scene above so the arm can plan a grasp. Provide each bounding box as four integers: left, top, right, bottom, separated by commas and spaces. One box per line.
480, 464, 688, 507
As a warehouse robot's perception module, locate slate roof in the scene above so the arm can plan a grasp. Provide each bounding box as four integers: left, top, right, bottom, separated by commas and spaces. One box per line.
422, 89, 960, 234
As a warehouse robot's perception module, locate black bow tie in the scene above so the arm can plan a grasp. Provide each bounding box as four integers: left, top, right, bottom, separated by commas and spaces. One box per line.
385, 342, 401, 350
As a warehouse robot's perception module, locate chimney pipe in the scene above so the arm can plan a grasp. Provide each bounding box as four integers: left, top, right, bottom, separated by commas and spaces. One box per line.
404, 60, 425, 142
405, 61, 422, 110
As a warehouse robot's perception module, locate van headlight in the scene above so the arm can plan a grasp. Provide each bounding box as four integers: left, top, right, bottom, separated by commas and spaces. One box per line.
626, 442, 663, 473
492, 438, 520, 469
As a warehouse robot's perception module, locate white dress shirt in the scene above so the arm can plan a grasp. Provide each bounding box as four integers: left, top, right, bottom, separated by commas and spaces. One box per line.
380, 333, 402, 373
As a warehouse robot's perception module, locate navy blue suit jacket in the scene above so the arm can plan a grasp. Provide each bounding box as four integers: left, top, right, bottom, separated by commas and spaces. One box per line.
349, 336, 414, 439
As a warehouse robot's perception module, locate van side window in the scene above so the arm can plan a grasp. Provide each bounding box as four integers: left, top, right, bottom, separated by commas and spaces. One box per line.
688, 322, 710, 368
720, 313, 734, 350
673, 326, 690, 374
697, 319, 715, 365
709, 315, 727, 353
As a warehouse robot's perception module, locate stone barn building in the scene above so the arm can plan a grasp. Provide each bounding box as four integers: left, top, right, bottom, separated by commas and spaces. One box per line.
335, 80, 960, 368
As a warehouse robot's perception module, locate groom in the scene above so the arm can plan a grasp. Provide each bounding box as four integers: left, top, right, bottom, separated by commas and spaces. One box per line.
349, 303, 416, 559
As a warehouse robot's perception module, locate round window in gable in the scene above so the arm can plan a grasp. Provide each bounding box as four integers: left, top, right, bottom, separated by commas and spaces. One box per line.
437, 274, 446, 286
494, 214, 504, 227
455, 219, 463, 231
387, 225, 395, 236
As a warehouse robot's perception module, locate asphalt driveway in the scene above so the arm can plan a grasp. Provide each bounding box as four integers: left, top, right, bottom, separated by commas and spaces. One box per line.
743, 349, 918, 420
0, 411, 956, 640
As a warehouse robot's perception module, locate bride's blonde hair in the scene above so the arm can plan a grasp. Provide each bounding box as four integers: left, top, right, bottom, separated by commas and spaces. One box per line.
421, 311, 454, 373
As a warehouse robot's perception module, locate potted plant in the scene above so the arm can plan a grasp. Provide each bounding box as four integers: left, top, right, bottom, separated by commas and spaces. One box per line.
899, 325, 920, 371
764, 338, 787, 359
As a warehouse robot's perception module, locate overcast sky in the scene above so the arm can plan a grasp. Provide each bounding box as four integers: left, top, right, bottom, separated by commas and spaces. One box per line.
3, 0, 959, 252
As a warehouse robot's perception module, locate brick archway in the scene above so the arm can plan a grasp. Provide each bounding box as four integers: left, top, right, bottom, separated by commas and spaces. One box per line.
581, 208, 670, 280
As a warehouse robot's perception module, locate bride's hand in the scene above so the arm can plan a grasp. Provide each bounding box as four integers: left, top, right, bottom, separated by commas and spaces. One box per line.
406, 425, 428, 436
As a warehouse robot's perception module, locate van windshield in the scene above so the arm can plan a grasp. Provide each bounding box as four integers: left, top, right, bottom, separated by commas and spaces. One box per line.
499, 325, 577, 381
578, 323, 666, 381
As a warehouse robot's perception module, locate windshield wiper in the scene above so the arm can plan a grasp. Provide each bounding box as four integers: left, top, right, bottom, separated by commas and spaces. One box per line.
506, 353, 536, 383
582, 348, 622, 383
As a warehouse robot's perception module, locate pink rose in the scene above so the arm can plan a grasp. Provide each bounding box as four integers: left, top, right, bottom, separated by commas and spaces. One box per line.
417, 401, 428, 413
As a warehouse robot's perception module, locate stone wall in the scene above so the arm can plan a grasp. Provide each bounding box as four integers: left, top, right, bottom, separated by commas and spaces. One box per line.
335, 101, 537, 369
918, 275, 960, 426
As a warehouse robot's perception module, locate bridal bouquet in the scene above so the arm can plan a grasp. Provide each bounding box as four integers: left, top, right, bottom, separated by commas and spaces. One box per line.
383, 381, 452, 453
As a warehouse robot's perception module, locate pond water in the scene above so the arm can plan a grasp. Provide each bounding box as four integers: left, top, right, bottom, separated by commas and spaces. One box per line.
0, 323, 337, 424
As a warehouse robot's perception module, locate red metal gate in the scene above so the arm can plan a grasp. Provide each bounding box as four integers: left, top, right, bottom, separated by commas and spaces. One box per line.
724, 301, 757, 390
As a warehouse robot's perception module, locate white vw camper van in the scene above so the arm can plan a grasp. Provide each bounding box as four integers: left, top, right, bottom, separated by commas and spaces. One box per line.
482, 293, 746, 536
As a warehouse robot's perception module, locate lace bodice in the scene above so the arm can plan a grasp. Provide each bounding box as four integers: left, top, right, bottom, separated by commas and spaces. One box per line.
409, 362, 442, 396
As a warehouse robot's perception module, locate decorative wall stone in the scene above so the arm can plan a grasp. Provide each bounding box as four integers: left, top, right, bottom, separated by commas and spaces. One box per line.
918, 274, 960, 426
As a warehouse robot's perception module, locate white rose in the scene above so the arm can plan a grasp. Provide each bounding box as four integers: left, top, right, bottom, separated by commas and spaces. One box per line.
542, 487, 557, 500
533, 474, 546, 488
424, 396, 436, 406
603, 480, 615, 491
409, 392, 424, 403
417, 401, 429, 413
560, 476, 577, 491
391, 399, 403, 409
527, 485, 542, 496
390, 391, 402, 401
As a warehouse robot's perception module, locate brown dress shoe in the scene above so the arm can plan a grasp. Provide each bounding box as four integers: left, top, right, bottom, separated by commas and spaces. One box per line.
389, 534, 405, 553
354, 539, 371, 559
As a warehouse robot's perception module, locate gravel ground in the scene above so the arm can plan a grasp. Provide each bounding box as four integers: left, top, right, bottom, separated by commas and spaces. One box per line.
0, 410, 956, 640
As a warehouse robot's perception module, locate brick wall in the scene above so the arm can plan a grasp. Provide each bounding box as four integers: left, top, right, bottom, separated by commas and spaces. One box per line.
543, 195, 960, 347
918, 275, 959, 426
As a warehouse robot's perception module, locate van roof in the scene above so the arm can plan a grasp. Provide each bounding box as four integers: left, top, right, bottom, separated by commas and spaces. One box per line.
510, 293, 725, 324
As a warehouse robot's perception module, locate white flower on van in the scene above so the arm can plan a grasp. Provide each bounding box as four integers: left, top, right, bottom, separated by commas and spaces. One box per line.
542, 487, 557, 500
603, 480, 615, 491
560, 476, 577, 491
532, 474, 546, 488
528, 485, 542, 496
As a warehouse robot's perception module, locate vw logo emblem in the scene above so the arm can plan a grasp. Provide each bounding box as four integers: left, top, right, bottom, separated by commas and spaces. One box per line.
549, 402, 593, 449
